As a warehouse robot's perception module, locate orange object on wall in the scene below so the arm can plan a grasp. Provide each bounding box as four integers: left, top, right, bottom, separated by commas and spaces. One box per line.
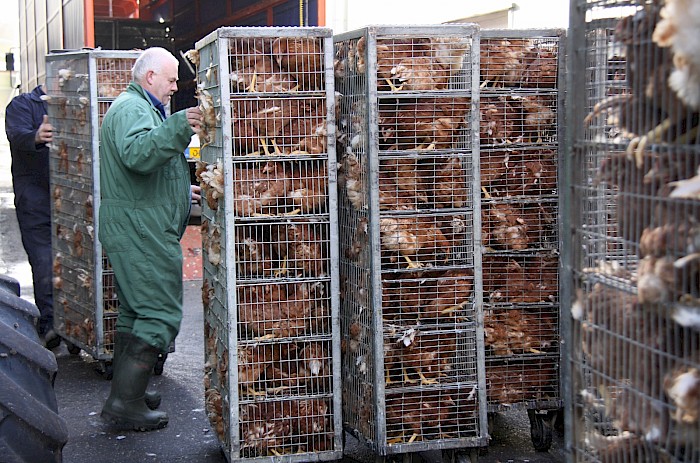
93, 0, 140, 18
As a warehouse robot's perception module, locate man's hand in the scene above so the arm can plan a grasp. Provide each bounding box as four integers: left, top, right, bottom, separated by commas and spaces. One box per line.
185, 107, 204, 134
35, 115, 53, 144
190, 184, 202, 204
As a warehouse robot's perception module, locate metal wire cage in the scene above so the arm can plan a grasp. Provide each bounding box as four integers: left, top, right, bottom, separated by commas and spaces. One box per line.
45, 50, 141, 372
478, 28, 566, 452
565, 1, 700, 461
194, 27, 343, 462
334, 24, 488, 457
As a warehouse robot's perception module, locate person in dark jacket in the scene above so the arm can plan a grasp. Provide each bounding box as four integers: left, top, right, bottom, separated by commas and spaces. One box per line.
98, 47, 202, 431
5, 84, 59, 348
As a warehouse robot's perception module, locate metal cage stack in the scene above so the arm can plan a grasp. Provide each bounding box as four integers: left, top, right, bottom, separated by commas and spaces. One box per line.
333, 25, 488, 458
193, 27, 343, 462
478, 29, 566, 451
45, 50, 140, 373
566, 1, 700, 461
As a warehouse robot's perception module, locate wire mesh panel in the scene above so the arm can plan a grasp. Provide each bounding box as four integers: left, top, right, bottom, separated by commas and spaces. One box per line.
45, 50, 141, 364
194, 27, 342, 462
478, 31, 565, 441
479, 28, 565, 452
334, 25, 488, 456
566, 1, 700, 461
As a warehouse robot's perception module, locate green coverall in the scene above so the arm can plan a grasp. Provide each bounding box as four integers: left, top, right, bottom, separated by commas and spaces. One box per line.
99, 82, 193, 352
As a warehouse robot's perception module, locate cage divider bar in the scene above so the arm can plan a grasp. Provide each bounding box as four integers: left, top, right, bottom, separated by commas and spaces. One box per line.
561, 3, 584, 449
322, 31, 345, 454
361, 28, 391, 454
212, 31, 241, 457
85, 53, 105, 351
469, 29, 491, 446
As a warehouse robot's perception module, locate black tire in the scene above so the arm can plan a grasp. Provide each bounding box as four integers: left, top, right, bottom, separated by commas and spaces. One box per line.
0, 274, 20, 295
0, 275, 69, 462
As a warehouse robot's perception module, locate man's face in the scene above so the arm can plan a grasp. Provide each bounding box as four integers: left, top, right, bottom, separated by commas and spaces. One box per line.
147, 60, 178, 105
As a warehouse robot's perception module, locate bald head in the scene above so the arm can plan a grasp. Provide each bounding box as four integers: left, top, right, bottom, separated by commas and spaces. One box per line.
132, 47, 179, 105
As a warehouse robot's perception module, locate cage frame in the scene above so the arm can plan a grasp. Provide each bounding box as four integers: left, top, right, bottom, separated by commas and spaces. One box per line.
45, 49, 143, 372
564, 2, 700, 462
476, 28, 567, 454
334, 23, 489, 456
195, 26, 343, 463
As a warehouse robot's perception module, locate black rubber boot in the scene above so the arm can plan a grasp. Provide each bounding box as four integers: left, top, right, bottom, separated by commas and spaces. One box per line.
111, 332, 162, 410
101, 335, 169, 431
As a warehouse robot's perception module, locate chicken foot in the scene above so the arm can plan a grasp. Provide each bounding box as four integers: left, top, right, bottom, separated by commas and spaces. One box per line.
273, 258, 288, 278
582, 94, 631, 126
626, 118, 672, 168
265, 385, 291, 394
246, 71, 257, 93
385, 78, 405, 92
240, 385, 268, 397
440, 300, 468, 315
628, 116, 700, 168
417, 370, 439, 385
403, 367, 419, 384
259, 138, 284, 156
403, 255, 423, 269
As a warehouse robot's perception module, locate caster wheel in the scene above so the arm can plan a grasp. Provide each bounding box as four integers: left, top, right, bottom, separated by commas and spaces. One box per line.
154, 352, 167, 376
96, 360, 113, 380
64, 340, 81, 355
528, 409, 557, 452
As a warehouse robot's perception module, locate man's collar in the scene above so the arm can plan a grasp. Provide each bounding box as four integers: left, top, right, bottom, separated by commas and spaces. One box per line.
144, 89, 166, 118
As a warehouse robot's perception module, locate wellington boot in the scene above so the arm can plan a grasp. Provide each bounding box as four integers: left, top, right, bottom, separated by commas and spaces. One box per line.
111, 332, 162, 410
101, 335, 169, 431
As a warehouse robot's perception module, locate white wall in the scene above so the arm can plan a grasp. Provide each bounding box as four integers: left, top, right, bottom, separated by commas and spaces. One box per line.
509, 0, 569, 29
326, 0, 568, 33
0, 0, 20, 111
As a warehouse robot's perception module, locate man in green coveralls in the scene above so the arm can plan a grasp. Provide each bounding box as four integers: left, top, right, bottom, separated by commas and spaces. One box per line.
99, 47, 203, 431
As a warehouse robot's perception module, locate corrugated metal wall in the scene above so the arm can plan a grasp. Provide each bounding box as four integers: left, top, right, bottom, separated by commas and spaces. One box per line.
18, 0, 83, 92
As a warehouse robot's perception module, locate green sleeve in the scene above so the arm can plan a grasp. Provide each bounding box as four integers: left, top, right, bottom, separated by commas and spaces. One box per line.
113, 106, 193, 175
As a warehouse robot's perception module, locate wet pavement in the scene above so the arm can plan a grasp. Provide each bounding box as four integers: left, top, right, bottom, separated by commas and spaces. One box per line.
0, 117, 566, 462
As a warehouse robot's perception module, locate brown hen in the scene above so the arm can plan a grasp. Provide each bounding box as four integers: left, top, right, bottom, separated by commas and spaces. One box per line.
387, 97, 469, 150
419, 156, 469, 208
230, 59, 298, 93
284, 161, 328, 213
272, 37, 324, 91
273, 220, 328, 277
419, 269, 473, 320
379, 215, 451, 269
235, 225, 277, 278
231, 161, 288, 216
238, 343, 280, 395
237, 283, 312, 339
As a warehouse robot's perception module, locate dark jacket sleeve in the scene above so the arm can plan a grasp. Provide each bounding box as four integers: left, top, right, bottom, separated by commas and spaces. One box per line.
5, 94, 44, 153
